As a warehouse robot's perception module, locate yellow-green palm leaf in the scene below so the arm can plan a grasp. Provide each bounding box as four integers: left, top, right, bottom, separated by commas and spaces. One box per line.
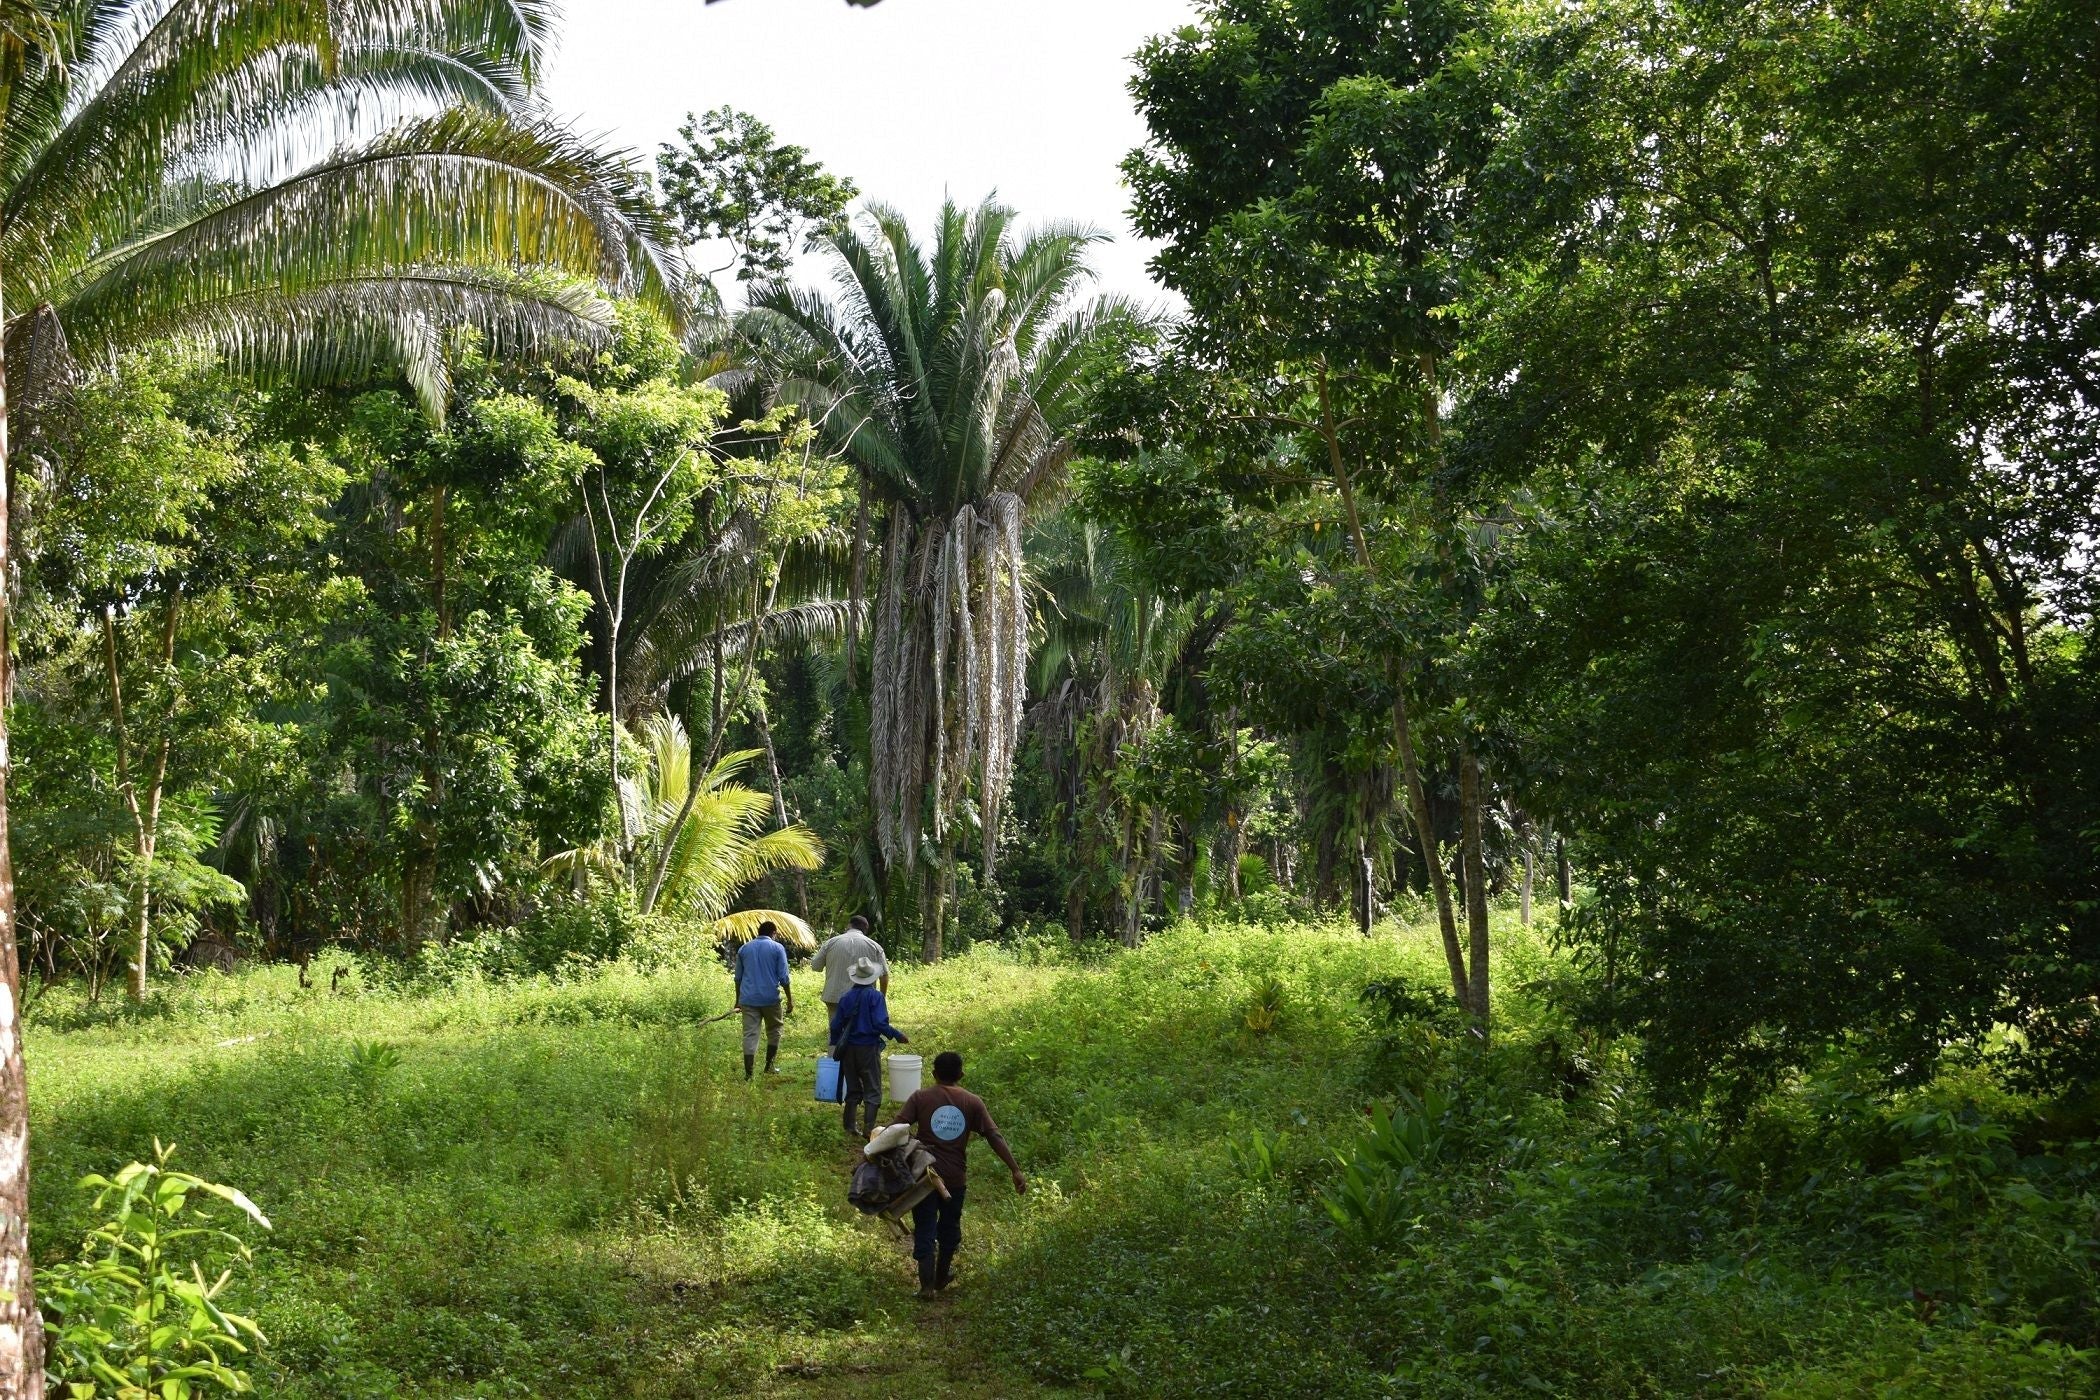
630, 714, 824, 928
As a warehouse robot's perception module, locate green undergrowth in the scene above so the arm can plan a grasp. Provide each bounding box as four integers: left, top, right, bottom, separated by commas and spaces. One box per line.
26, 915, 2099, 1397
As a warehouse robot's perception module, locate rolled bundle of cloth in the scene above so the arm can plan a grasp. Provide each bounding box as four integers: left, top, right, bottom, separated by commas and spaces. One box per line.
849, 1122, 948, 1231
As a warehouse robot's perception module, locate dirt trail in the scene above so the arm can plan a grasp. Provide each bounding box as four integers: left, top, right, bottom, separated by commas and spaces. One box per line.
755, 1131, 1069, 1399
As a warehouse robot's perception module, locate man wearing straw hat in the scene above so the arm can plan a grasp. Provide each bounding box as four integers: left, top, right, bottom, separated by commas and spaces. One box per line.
829, 956, 908, 1139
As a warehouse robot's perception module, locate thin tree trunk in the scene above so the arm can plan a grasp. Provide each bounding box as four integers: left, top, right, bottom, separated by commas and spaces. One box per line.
121, 593, 179, 1002
1065, 881, 1085, 945
580, 485, 632, 859
845, 467, 868, 692
0, 289, 47, 1394
753, 700, 808, 920
643, 562, 776, 914
1223, 704, 1243, 903
431, 484, 450, 639
1557, 836, 1572, 912
1318, 367, 1471, 1014
604, 554, 629, 859
1459, 747, 1492, 1035
1519, 839, 1535, 928
1358, 838, 1375, 936
708, 620, 726, 758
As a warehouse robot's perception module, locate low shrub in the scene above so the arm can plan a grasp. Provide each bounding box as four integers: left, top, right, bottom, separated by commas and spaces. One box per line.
40, 1144, 271, 1398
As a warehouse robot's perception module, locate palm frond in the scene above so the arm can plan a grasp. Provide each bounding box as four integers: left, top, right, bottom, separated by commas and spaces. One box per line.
0, 1, 684, 425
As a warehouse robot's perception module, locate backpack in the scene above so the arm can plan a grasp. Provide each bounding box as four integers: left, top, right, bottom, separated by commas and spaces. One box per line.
848, 1142, 937, 1216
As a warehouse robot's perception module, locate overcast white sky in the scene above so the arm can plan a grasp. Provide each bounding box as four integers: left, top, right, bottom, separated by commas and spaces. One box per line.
545, 0, 1200, 309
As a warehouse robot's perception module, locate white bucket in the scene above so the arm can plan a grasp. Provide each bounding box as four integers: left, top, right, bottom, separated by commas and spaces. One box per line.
886, 1053, 922, 1103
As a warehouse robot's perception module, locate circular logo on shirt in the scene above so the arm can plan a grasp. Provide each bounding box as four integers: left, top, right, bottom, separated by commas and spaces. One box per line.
930, 1104, 968, 1142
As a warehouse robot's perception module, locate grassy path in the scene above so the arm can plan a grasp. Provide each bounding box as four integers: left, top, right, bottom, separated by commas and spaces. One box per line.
25, 924, 1450, 1397
677, 1033, 1070, 1400
712, 978, 1073, 1399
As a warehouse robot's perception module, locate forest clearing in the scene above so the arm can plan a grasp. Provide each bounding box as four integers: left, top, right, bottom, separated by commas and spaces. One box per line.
0, 0, 2095, 1394
27, 916, 2099, 1397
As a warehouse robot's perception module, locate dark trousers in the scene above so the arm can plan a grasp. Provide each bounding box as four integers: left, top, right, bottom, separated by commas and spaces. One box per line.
838, 1042, 883, 1136
911, 1185, 966, 1289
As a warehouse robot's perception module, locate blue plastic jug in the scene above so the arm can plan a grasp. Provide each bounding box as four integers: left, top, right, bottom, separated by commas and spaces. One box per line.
815, 1054, 843, 1103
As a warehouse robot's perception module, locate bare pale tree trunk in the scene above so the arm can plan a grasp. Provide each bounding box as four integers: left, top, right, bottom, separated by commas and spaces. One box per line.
1359, 839, 1378, 935
1459, 747, 1492, 1035
1557, 836, 1572, 912
579, 485, 631, 857
113, 594, 178, 1001
1520, 842, 1535, 928
0, 284, 47, 1394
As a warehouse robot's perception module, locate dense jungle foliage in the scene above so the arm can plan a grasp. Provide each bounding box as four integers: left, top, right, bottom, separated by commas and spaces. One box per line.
2, 0, 2095, 1395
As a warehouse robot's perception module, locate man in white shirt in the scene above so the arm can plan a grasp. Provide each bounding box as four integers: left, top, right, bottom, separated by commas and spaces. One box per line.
810, 914, 889, 1010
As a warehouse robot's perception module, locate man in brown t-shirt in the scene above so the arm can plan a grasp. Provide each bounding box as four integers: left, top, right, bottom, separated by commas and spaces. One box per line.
890, 1050, 1026, 1298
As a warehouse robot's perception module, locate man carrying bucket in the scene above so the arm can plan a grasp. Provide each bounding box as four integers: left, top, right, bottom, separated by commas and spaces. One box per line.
829, 956, 908, 1138
890, 1051, 1026, 1299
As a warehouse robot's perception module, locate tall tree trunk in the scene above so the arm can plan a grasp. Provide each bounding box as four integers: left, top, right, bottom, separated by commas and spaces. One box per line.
845, 467, 868, 693
118, 594, 179, 1002
1557, 836, 1572, 912
0, 289, 47, 1394
1519, 840, 1535, 928
753, 700, 808, 920
1357, 838, 1375, 936
579, 487, 631, 858
431, 484, 450, 639
1175, 819, 1197, 920
1459, 747, 1492, 1035
1222, 703, 1244, 903
400, 847, 438, 950
922, 846, 951, 963
643, 571, 767, 915
1065, 881, 1085, 945
1318, 368, 1471, 1013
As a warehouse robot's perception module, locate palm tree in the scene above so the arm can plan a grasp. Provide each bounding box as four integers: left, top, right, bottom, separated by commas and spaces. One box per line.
547, 714, 822, 948
743, 197, 1137, 958
4, 3, 677, 417
2, 1, 681, 998
0, 5, 676, 1385
1029, 510, 1199, 944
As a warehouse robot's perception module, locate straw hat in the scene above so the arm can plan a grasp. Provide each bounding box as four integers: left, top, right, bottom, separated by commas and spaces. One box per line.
848, 956, 881, 986
865, 1121, 914, 1157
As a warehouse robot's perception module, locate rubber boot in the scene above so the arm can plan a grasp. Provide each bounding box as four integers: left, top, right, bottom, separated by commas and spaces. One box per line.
764, 1045, 781, 1075
935, 1247, 956, 1291
918, 1254, 939, 1298
743, 1053, 754, 1081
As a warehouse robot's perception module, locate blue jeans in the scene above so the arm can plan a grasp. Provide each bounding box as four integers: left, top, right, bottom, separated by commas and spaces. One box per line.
911, 1185, 966, 1289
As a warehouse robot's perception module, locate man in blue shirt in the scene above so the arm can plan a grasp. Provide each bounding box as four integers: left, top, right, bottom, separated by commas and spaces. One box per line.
828, 957, 907, 1138
732, 921, 793, 1080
